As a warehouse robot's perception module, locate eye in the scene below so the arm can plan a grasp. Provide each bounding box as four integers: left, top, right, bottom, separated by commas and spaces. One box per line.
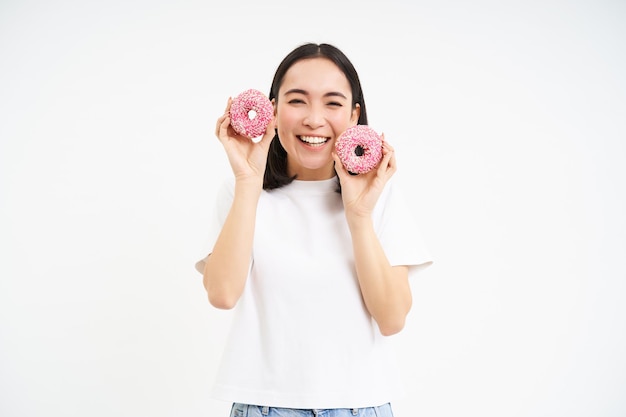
288, 99, 305, 104
327, 101, 343, 107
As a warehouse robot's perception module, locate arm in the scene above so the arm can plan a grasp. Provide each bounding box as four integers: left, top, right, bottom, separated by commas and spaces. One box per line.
334, 139, 411, 335
203, 180, 261, 309
202, 99, 275, 309
348, 217, 411, 336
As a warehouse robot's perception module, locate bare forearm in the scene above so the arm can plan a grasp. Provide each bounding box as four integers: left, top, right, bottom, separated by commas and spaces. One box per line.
349, 216, 412, 335
204, 181, 261, 309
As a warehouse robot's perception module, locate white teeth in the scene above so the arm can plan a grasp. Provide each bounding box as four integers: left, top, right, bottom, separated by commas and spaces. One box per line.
299, 136, 329, 145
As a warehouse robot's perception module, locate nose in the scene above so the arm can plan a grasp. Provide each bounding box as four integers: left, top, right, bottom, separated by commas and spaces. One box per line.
303, 104, 325, 129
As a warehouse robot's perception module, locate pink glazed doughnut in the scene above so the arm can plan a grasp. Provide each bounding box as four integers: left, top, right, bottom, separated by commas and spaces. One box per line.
230, 89, 273, 138
335, 125, 383, 174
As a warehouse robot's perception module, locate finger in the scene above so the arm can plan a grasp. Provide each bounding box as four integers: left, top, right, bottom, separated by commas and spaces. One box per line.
332, 151, 349, 180
217, 116, 232, 143
381, 134, 394, 152
377, 143, 395, 177
223, 97, 232, 114
227, 122, 242, 139
383, 148, 397, 180
216, 98, 233, 135
386, 146, 397, 176
381, 134, 396, 174
215, 98, 232, 137
215, 114, 227, 137
258, 116, 277, 150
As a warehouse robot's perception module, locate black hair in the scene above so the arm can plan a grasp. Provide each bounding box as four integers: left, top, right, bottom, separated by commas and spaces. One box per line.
263, 43, 368, 190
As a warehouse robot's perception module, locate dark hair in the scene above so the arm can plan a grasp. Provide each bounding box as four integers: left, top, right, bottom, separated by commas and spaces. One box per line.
263, 43, 369, 190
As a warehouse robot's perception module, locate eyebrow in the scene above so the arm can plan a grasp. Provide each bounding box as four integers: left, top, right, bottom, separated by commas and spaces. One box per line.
284, 88, 348, 99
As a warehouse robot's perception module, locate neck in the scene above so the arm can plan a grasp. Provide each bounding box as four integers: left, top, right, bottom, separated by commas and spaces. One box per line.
288, 163, 335, 181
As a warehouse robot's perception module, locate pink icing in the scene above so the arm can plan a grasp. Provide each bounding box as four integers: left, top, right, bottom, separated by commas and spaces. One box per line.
335, 125, 383, 174
230, 89, 273, 138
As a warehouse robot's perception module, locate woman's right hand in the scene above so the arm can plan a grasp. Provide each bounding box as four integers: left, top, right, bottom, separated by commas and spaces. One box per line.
215, 98, 276, 185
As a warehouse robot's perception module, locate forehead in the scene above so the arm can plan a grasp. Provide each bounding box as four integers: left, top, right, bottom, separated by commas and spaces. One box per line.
280, 58, 351, 96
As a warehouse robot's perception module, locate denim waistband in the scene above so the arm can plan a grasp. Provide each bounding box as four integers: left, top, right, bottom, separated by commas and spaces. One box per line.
230, 402, 394, 417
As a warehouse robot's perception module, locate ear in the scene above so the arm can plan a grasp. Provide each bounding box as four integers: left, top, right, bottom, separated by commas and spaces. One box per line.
350, 103, 361, 125
272, 98, 277, 117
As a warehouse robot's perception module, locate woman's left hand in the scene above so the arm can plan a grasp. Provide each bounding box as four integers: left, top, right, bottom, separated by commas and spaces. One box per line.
333, 135, 396, 222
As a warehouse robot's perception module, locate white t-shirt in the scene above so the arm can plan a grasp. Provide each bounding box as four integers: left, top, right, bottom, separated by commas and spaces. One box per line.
195, 176, 432, 409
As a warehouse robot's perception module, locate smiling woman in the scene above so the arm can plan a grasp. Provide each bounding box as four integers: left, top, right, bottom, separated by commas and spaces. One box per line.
195, 43, 433, 417
263, 43, 369, 190
274, 57, 360, 180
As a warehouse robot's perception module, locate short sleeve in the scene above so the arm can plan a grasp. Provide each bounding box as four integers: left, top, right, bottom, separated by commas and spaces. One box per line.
373, 179, 433, 277
194, 178, 235, 274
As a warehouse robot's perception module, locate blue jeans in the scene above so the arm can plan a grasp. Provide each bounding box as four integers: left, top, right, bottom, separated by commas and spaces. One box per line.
229, 403, 394, 417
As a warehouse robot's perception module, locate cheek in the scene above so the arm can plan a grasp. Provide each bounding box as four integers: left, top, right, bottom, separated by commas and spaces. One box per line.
276, 107, 300, 130
329, 109, 356, 128
276, 112, 300, 148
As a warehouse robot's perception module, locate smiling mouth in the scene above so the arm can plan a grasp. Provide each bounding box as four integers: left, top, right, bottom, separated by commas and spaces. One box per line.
298, 135, 330, 147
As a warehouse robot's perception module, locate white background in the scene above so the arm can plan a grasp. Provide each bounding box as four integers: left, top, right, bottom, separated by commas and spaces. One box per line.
1, 1, 625, 416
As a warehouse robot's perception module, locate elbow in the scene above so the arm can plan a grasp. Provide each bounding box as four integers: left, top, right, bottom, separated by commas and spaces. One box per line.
209, 298, 237, 310
207, 291, 238, 310
203, 257, 244, 310
204, 277, 240, 310
203, 269, 240, 310
377, 317, 406, 336
375, 301, 411, 336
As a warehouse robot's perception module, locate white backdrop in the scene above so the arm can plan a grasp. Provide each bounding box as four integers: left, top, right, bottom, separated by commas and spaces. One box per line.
1, 1, 625, 416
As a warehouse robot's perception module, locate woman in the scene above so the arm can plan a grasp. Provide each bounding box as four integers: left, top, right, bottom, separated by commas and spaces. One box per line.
196, 43, 432, 417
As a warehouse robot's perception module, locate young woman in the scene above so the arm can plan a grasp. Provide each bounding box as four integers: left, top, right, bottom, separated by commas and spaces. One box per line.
196, 43, 432, 417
